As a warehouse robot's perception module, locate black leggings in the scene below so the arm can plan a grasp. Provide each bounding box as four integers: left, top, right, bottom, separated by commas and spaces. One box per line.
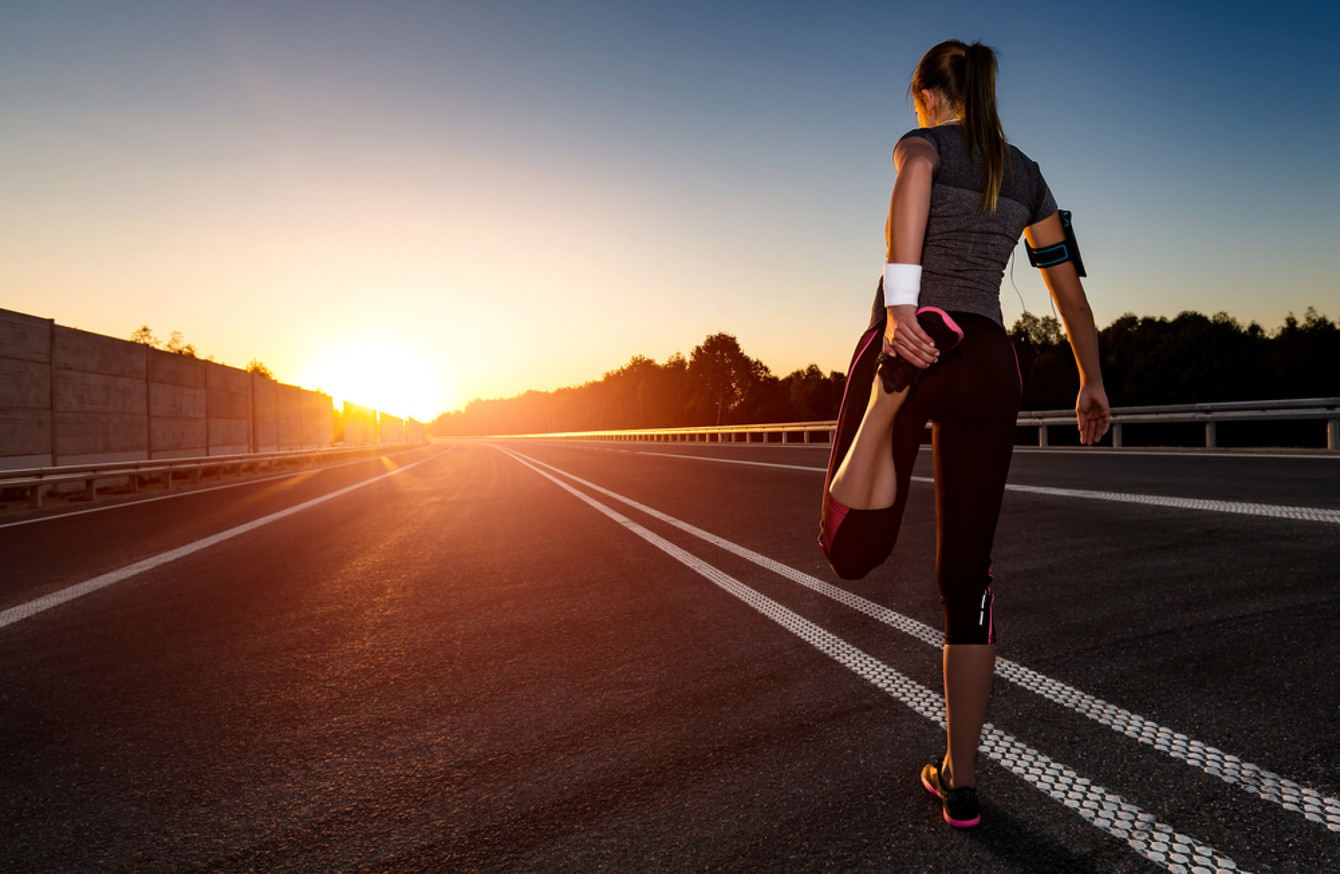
821, 311, 1021, 645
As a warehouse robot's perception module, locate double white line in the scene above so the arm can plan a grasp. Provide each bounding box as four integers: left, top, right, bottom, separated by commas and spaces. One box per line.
499, 445, 1337, 873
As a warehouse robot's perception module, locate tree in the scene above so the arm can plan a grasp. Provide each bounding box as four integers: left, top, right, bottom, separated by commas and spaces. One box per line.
246, 358, 275, 379
129, 325, 159, 346
1010, 312, 1064, 346
782, 364, 845, 421
687, 333, 769, 425
164, 330, 197, 357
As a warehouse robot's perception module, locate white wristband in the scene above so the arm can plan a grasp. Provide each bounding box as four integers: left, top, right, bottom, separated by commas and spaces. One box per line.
883, 263, 921, 308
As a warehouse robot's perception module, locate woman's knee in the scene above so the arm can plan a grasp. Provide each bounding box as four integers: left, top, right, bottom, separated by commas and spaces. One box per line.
941, 580, 996, 645
822, 504, 900, 580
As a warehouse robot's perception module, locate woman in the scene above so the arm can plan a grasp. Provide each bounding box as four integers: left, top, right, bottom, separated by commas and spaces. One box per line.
818, 39, 1110, 828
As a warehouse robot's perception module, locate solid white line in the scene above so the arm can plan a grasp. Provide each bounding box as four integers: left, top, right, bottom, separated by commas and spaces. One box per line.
0, 448, 440, 530
0, 450, 449, 631
508, 447, 1340, 833
1013, 447, 1340, 461
565, 440, 1340, 461
497, 446, 1252, 873
631, 451, 1340, 524
634, 452, 822, 472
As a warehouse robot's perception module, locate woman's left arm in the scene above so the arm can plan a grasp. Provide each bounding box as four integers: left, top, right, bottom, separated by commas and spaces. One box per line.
1024, 211, 1111, 445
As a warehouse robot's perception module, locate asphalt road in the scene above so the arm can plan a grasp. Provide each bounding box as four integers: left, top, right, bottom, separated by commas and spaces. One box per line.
1, 441, 1337, 873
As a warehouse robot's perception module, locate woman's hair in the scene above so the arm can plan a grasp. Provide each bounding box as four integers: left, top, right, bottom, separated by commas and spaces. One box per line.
912, 40, 1006, 212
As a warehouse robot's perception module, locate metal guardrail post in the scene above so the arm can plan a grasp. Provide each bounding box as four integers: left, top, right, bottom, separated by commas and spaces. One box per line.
1038, 424, 1049, 447
1112, 422, 1124, 448
1206, 421, 1217, 448
1330, 418, 1339, 450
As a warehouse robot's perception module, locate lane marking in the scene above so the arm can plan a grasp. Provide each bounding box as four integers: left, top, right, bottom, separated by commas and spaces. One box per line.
507, 447, 1340, 833
554, 440, 1340, 461
0, 448, 439, 530
1000, 482, 1340, 524
0, 450, 450, 631
497, 446, 1251, 873
629, 451, 1340, 523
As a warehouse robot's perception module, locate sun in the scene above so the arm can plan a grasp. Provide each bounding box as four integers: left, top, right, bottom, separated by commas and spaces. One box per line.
295, 337, 452, 422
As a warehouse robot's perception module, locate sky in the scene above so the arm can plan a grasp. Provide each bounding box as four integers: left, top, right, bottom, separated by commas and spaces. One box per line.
3, 0, 1337, 420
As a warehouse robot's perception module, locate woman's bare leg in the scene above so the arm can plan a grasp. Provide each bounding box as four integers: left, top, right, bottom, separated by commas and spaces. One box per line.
941, 643, 996, 788
828, 375, 907, 510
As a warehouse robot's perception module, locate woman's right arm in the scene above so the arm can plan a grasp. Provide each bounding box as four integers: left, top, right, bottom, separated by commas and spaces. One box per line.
883, 135, 941, 367
1023, 211, 1111, 445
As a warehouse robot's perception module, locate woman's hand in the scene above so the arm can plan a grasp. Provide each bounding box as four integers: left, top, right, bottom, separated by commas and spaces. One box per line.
884, 305, 939, 368
1076, 382, 1111, 445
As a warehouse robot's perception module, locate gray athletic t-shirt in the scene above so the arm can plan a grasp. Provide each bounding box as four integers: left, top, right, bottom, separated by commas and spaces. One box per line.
883, 125, 1057, 327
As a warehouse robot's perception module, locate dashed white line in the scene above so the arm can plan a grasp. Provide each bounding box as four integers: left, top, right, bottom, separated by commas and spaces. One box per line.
499, 445, 1251, 873
508, 447, 1340, 833
631, 450, 1340, 524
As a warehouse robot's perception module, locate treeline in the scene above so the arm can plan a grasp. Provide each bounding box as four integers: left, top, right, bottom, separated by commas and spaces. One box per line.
1014, 307, 1338, 409
429, 309, 1338, 436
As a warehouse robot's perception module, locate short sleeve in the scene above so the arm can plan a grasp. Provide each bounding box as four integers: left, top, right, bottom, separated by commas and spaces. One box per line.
1030, 163, 1058, 225
897, 128, 935, 147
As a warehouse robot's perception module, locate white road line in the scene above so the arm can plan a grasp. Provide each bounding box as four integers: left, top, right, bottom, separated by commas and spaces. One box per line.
1001, 482, 1340, 523
635, 451, 822, 473
631, 451, 1340, 524
0, 450, 449, 631
498, 446, 1251, 873
575, 441, 1340, 461
0, 448, 439, 530
507, 447, 1340, 833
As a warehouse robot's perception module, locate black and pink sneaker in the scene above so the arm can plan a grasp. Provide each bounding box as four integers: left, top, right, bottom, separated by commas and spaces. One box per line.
921, 760, 981, 828
876, 307, 964, 394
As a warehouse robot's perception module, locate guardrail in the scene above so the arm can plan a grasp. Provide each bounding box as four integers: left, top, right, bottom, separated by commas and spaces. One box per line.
0, 444, 426, 509
506, 397, 1340, 450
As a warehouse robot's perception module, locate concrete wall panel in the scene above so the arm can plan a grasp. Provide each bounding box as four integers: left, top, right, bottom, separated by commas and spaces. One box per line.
253, 421, 277, 453
150, 382, 207, 419
151, 418, 208, 457
148, 350, 206, 388
379, 413, 405, 444
209, 390, 250, 420
251, 376, 278, 452
55, 412, 147, 460
0, 410, 53, 468
55, 326, 146, 379
277, 383, 304, 450
206, 362, 250, 420
298, 392, 331, 448
208, 363, 250, 393
0, 359, 50, 409
343, 402, 376, 445
0, 310, 51, 364
55, 371, 147, 416
208, 418, 249, 455
316, 400, 333, 448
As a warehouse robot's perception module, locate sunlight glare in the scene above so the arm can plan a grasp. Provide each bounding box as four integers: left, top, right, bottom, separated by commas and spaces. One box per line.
296, 337, 451, 422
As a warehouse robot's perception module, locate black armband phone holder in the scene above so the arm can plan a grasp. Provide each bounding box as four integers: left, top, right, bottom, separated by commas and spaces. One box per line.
1025, 209, 1087, 277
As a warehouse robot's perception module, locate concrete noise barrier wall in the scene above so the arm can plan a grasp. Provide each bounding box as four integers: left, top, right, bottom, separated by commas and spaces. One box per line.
342, 402, 377, 446
0, 307, 427, 471
0, 308, 336, 470
0, 310, 55, 468
379, 413, 406, 445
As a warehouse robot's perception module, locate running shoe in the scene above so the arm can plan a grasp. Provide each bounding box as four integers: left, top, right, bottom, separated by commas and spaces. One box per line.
876, 307, 964, 394
921, 760, 981, 828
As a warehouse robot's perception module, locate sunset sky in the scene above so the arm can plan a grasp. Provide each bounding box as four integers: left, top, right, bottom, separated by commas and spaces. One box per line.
3, 1, 1337, 420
